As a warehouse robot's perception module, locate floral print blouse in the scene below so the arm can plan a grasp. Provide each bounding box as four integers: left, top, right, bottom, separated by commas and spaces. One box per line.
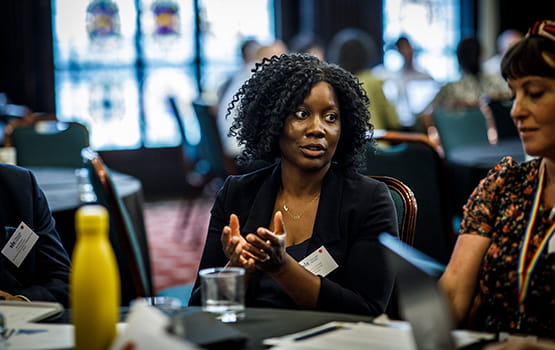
460, 156, 554, 338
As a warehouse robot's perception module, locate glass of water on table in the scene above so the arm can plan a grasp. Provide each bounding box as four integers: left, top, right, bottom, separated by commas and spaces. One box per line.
199, 267, 245, 323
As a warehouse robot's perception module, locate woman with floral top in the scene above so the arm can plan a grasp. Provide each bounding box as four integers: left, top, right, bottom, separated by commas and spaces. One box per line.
440, 19, 555, 343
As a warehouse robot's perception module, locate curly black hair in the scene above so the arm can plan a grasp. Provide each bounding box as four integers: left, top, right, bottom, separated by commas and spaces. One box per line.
227, 53, 372, 171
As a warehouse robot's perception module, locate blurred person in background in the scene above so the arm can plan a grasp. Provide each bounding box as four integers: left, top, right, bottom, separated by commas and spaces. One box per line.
483, 29, 524, 76
427, 37, 511, 110
378, 36, 438, 129
327, 28, 400, 131
288, 32, 325, 60
217, 39, 287, 161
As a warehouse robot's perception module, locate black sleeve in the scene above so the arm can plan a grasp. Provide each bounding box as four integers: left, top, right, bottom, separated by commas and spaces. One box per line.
188, 178, 233, 306
316, 180, 398, 316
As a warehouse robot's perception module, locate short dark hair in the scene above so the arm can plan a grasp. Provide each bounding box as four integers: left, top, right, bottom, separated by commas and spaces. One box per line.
227, 53, 372, 171
456, 37, 482, 76
501, 35, 555, 80
327, 28, 379, 74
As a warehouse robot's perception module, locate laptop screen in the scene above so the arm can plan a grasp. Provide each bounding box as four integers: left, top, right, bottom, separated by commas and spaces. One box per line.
379, 233, 456, 350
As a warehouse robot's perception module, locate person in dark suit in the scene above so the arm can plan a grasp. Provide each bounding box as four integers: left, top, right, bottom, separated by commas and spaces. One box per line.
0, 164, 71, 306
190, 53, 398, 316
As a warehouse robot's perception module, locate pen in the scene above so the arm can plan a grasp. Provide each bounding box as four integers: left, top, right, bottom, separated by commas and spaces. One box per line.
293, 324, 344, 341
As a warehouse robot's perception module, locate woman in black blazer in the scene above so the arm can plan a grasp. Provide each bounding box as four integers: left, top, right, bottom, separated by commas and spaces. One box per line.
190, 54, 398, 316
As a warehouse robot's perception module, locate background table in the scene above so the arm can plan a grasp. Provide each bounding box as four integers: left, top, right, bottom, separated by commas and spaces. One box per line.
29, 167, 148, 260
446, 139, 526, 215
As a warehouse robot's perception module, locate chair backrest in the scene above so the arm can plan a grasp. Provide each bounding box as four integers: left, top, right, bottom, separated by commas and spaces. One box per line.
81, 148, 154, 305
369, 175, 417, 246
431, 107, 490, 158
364, 131, 455, 264
480, 97, 518, 141
191, 98, 228, 178
9, 120, 89, 168
167, 96, 199, 162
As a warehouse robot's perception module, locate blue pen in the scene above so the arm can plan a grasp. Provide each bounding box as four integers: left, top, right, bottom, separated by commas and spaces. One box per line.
294, 324, 344, 341
17, 329, 48, 335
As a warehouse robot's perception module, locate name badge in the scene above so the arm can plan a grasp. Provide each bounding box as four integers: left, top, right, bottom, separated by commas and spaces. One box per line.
299, 245, 338, 277
1, 222, 39, 267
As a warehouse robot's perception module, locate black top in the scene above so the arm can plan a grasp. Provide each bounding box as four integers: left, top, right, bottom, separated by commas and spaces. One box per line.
189, 163, 398, 316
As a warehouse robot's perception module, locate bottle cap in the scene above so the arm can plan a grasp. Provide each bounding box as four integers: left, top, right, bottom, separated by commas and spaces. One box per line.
76, 205, 109, 235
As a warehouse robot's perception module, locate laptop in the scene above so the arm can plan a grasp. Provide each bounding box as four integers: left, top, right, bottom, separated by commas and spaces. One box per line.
378, 233, 495, 350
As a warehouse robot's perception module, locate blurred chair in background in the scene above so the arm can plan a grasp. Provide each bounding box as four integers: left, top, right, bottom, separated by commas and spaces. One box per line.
479, 96, 519, 142
364, 131, 455, 264
191, 98, 235, 181
430, 107, 491, 159
82, 148, 154, 305
167, 96, 235, 189
6, 118, 89, 168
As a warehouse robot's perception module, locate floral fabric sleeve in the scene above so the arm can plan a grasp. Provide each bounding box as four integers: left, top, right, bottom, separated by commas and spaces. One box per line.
459, 156, 522, 240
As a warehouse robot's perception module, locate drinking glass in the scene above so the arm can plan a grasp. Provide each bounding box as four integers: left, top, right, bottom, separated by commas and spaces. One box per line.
199, 267, 245, 323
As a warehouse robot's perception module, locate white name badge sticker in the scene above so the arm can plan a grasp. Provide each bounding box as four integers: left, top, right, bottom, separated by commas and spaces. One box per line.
548, 234, 555, 254
1, 222, 39, 267
299, 245, 339, 277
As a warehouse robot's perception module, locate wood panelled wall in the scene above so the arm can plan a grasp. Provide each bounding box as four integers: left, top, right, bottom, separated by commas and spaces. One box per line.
0, 0, 55, 112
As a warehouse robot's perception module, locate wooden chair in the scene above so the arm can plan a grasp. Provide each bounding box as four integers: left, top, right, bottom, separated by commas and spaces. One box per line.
81, 147, 154, 305
369, 175, 417, 246
369, 175, 417, 320
7, 118, 89, 168
365, 131, 455, 264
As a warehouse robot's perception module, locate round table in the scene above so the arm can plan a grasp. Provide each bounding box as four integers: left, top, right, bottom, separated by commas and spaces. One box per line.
29, 167, 147, 262
30, 167, 142, 212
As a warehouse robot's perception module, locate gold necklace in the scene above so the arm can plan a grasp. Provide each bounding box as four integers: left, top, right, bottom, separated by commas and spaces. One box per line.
282, 193, 320, 220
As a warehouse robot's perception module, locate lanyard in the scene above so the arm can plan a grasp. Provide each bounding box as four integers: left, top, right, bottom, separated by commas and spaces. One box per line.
517, 163, 555, 313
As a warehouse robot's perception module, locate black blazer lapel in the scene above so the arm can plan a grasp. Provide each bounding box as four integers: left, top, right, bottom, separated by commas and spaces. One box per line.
242, 164, 281, 235
308, 166, 343, 253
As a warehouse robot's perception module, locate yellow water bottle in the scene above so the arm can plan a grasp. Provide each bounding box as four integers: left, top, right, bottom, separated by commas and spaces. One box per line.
71, 205, 120, 350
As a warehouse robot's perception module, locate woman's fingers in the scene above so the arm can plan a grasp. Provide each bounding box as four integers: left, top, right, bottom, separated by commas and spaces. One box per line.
273, 211, 286, 236
229, 214, 240, 236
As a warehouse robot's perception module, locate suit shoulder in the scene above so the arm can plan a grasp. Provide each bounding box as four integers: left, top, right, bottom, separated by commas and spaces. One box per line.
0, 164, 33, 184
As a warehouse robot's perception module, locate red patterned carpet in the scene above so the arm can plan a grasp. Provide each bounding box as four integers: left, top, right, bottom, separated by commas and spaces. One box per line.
143, 196, 213, 293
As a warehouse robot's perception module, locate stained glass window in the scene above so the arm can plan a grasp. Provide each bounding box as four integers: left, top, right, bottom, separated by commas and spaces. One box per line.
52, 0, 273, 150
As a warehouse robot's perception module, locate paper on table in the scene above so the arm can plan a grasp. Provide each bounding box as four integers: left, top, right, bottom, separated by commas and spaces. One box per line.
0, 301, 63, 326
268, 322, 416, 350
266, 321, 496, 350
109, 303, 200, 350
2, 323, 73, 350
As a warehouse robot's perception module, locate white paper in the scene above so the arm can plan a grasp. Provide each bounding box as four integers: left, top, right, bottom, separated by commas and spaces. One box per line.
0, 301, 63, 327
2, 323, 73, 350
109, 303, 199, 350
266, 321, 495, 350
